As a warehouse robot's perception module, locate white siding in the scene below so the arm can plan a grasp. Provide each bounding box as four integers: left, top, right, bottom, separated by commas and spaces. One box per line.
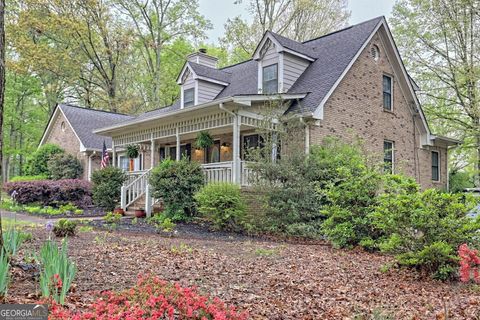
262, 43, 279, 67
188, 53, 217, 68
181, 72, 195, 108
283, 53, 310, 92
197, 80, 224, 104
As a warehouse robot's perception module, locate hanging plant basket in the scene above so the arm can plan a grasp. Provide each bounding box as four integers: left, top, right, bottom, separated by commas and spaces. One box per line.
195, 131, 214, 149
126, 144, 140, 159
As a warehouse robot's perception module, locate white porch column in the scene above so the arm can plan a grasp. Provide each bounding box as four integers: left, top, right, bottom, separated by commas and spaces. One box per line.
150, 137, 155, 168
112, 140, 116, 167
304, 124, 310, 154
176, 127, 181, 161
88, 151, 95, 181
272, 133, 278, 162
232, 113, 241, 184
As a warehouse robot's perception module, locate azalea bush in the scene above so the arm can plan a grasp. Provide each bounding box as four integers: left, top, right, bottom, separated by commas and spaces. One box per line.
150, 158, 204, 219
371, 175, 480, 279
38, 240, 76, 305
49, 275, 248, 320
195, 183, 246, 231
3, 179, 92, 208
53, 219, 77, 237
459, 244, 480, 283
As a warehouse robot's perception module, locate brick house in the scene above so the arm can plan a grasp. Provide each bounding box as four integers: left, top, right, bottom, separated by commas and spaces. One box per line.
41, 16, 457, 214
39, 104, 133, 180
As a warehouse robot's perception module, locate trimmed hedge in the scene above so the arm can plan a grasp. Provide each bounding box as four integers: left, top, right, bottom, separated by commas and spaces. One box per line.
9, 175, 48, 182
3, 179, 92, 208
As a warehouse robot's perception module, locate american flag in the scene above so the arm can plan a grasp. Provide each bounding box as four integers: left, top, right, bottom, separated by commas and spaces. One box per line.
100, 140, 110, 168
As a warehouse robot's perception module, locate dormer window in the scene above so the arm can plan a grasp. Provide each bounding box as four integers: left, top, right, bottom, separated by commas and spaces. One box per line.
184, 88, 195, 107
263, 64, 278, 94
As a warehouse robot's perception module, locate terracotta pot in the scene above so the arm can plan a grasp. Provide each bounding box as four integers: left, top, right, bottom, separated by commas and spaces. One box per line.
135, 209, 146, 218
113, 208, 125, 216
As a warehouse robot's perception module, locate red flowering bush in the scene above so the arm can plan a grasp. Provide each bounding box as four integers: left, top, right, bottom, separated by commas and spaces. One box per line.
459, 243, 480, 283
49, 275, 249, 320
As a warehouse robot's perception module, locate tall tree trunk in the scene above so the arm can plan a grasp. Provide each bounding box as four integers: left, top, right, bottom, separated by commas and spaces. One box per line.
0, 0, 6, 247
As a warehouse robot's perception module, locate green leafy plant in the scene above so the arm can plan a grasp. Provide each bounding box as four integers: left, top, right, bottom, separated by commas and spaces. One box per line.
47, 153, 83, 180
24, 143, 64, 176
195, 183, 246, 231
38, 240, 77, 304
126, 144, 140, 159
78, 226, 93, 233
91, 167, 127, 211
53, 219, 77, 237
0, 252, 9, 300
370, 175, 480, 279
194, 131, 214, 149
149, 158, 204, 219
147, 214, 175, 232
104, 212, 122, 224
2, 228, 26, 258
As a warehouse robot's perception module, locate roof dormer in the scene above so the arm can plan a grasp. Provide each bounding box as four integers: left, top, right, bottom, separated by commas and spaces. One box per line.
177, 50, 231, 109
253, 31, 314, 94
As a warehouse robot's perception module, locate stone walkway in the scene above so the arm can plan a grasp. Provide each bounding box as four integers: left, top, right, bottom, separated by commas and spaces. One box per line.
0, 210, 106, 224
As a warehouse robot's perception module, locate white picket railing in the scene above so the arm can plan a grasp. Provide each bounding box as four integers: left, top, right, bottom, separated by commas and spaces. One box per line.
121, 162, 256, 215
121, 169, 152, 211
201, 161, 234, 184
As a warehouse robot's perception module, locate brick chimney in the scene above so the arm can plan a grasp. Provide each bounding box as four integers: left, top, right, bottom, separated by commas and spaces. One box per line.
187, 48, 218, 68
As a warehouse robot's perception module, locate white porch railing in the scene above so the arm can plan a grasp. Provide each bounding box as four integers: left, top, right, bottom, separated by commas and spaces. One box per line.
121, 161, 256, 216
121, 169, 152, 211
201, 161, 255, 186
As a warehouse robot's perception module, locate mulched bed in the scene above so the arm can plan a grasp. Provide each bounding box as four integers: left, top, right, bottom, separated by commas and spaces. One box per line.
18, 207, 106, 219
6, 227, 480, 319
88, 217, 275, 243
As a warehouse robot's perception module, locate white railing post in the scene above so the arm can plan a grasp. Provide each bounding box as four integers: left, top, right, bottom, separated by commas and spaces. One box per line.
120, 185, 126, 210
145, 184, 152, 217
232, 114, 241, 184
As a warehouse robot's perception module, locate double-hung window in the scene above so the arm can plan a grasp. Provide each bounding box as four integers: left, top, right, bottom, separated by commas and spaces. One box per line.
183, 88, 195, 107
262, 64, 278, 94
432, 151, 440, 181
383, 75, 392, 111
383, 140, 394, 174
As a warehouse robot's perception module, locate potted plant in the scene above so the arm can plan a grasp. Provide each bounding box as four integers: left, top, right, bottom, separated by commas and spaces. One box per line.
113, 207, 125, 216
134, 208, 146, 218
126, 144, 140, 171
195, 131, 214, 149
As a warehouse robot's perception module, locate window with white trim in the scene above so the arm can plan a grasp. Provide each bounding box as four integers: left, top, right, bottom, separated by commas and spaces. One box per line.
432, 151, 440, 181
383, 75, 392, 111
384, 140, 394, 174
262, 64, 278, 94
183, 88, 195, 107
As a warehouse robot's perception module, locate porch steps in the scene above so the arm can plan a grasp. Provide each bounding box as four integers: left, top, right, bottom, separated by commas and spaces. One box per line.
125, 194, 163, 213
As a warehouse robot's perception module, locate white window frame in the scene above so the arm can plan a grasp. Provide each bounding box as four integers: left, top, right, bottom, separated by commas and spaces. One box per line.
383, 140, 394, 174
431, 150, 440, 182
262, 63, 279, 94
383, 74, 393, 112
183, 87, 195, 108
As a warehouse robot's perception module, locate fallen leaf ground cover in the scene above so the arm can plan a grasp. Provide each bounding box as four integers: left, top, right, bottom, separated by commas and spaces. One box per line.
7, 227, 480, 319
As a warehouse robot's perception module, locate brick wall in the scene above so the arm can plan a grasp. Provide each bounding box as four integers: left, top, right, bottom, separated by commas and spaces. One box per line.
309, 32, 448, 189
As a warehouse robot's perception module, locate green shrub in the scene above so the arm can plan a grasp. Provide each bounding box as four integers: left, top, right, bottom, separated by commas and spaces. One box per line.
314, 138, 381, 245
149, 158, 204, 219
103, 212, 122, 224
147, 214, 176, 232
47, 154, 83, 180
9, 175, 48, 182
370, 175, 480, 279
38, 240, 76, 305
91, 167, 126, 211
195, 183, 246, 231
53, 219, 77, 237
449, 170, 474, 193
25, 144, 64, 176
0, 252, 9, 299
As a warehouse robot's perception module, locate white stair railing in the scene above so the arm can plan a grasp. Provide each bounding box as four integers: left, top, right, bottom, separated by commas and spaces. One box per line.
121, 169, 152, 211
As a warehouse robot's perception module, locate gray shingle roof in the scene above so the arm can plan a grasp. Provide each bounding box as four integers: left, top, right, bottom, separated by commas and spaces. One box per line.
189, 62, 232, 84
95, 17, 384, 130
269, 31, 317, 59
59, 104, 133, 149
